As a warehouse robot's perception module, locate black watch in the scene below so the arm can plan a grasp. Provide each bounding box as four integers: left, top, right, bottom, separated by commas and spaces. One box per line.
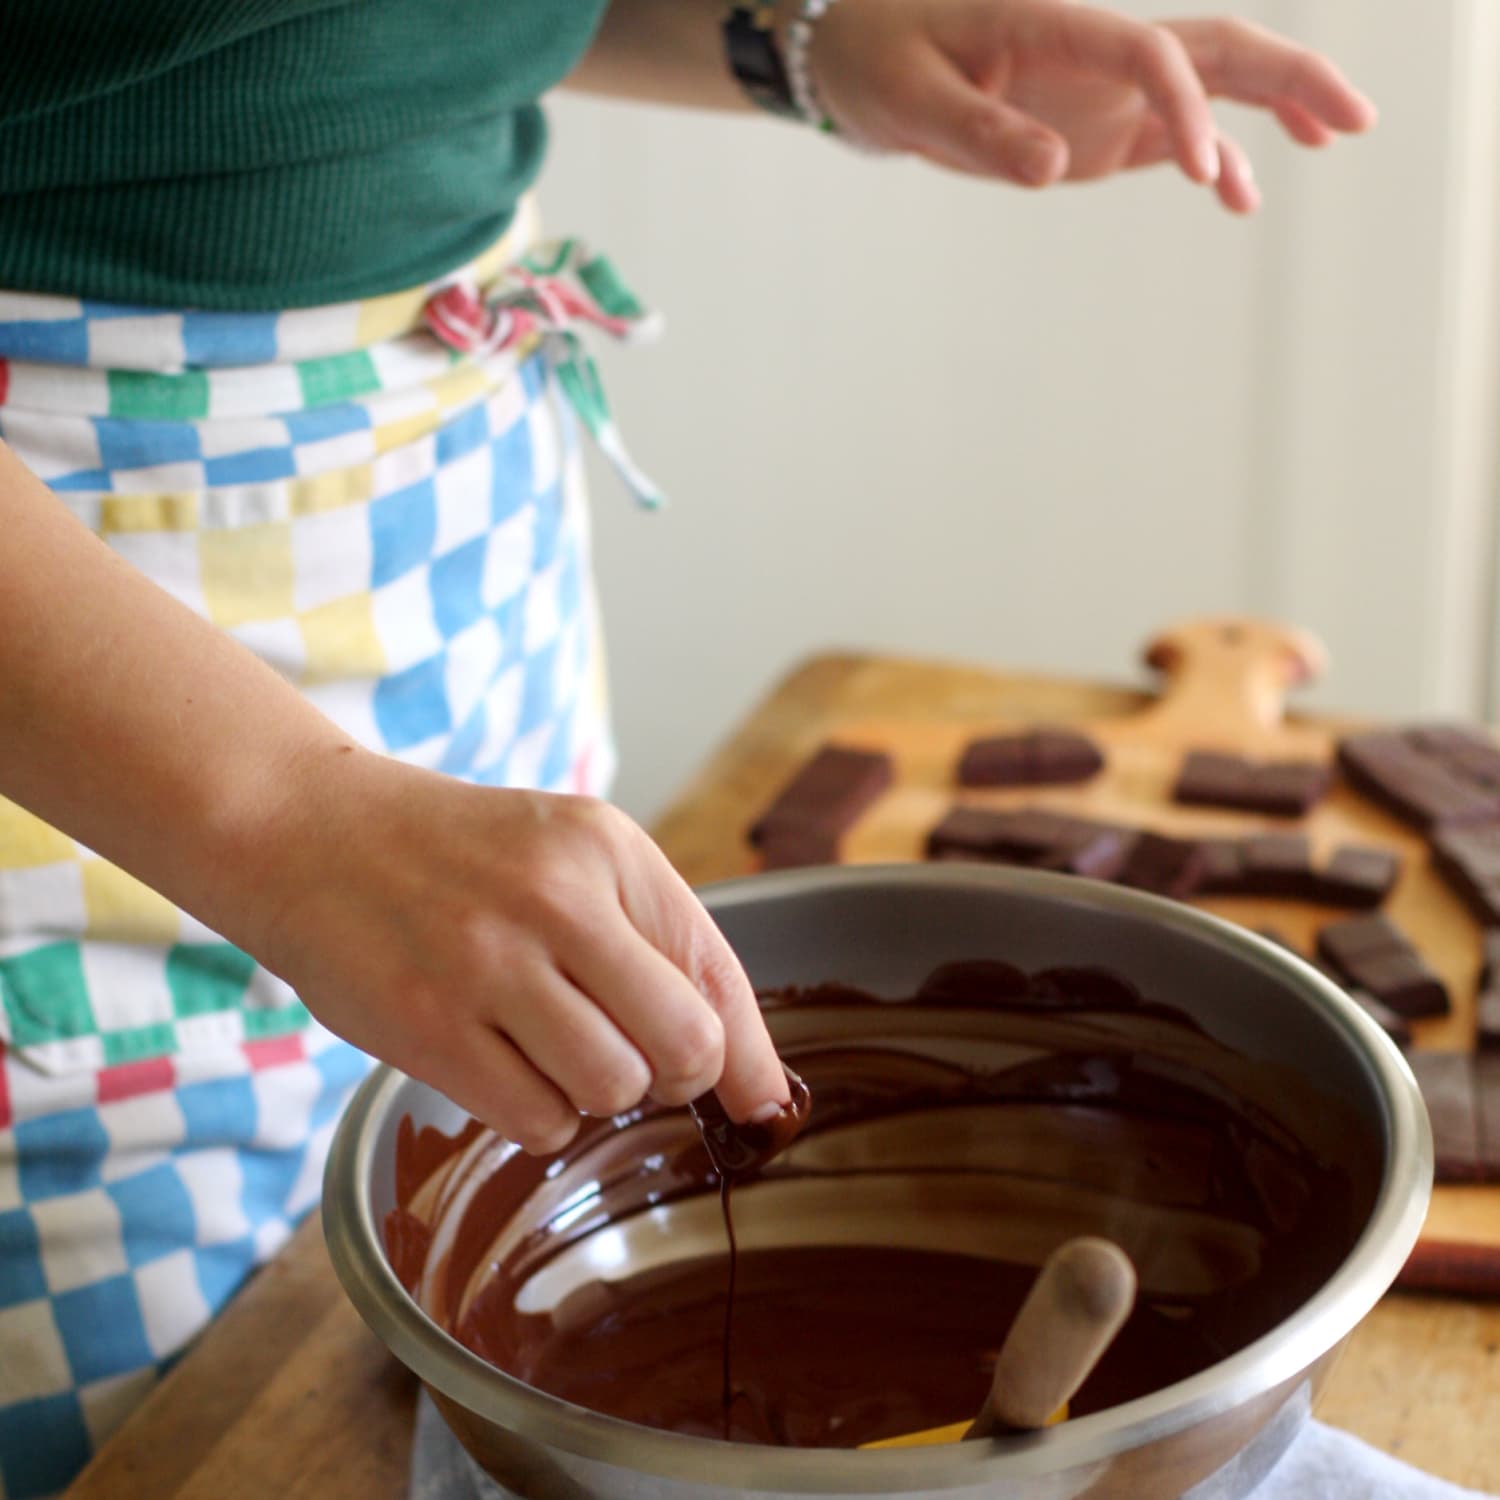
722, 3, 797, 119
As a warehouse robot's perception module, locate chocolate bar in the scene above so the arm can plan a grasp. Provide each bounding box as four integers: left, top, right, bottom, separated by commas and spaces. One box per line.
1307, 845, 1402, 908
1240, 835, 1317, 898
1198, 838, 1400, 908
1316, 914, 1449, 1019
1431, 822, 1500, 926
1173, 751, 1330, 817
956, 728, 1104, 788
1258, 932, 1414, 1047
1410, 1051, 1482, 1183
1478, 1053, 1500, 1181
757, 828, 839, 871
1338, 730, 1500, 830
925, 807, 1131, 879
749, 745, 893, 853
1114, 833, 1207, 898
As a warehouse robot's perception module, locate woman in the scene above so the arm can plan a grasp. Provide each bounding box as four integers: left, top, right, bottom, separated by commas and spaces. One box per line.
0, 3, 1371, 1494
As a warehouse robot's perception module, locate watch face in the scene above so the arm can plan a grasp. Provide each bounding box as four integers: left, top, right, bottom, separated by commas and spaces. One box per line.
725, 7, 797, 114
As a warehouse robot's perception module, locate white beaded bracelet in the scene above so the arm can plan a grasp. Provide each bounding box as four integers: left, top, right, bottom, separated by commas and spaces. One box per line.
785, 0, 843, 136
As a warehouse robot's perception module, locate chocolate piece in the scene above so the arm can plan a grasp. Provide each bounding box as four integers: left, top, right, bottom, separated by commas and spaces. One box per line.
1477, 1053, 1500, 1183
1408, 725, 1500, 792
1316, 914, 1449, 1019
749, 745, 893, 853
688, 1065, 812, 1179
1480, 930, 1500, 989
1410, 1051, 1481, 1183
956, 728, 1104, 788
1303, 951, 1412, 1047
1240, 835, 1317, 899
1337, 730, 1500, 830
1431, 823, 1500, 926
925, 807, 1131, 879
1477, 989, 1500, 1052
1197, 839, 1250, 896
1305, 845, 1401, 909
1174, 751, 1330, 818
1114, 832, 1207, 898
757, 829, 838, 871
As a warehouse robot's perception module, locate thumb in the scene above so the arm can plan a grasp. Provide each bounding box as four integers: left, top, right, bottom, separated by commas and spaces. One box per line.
906, 55, 1068, 185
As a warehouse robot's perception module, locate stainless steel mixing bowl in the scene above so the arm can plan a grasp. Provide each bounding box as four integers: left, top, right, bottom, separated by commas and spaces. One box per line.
324, 864, 1432, 1500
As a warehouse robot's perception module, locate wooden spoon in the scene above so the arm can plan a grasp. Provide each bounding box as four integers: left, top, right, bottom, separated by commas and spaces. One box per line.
861, 1237, 1137, 1450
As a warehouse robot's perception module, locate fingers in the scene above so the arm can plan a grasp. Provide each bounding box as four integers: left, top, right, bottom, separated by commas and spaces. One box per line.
613, 835, 792, 1125
904, 44, 1069, 185
496, 965, 655, 1119
1166, 17, 1376, 134
1031, 2, 1219, 183
1274, 100, 1338, 149
560, 917, 728, 1106
1212, 133, 1259, 215
428, 1026, 581, 1156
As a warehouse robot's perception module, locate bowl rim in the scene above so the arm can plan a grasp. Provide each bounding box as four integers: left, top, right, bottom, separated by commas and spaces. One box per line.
322, 863, 1433, 1492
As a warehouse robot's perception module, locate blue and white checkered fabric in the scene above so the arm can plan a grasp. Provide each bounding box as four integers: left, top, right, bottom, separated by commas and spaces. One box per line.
0, 218, 623, 1496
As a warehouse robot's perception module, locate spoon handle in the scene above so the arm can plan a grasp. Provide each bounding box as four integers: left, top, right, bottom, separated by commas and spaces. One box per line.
965, 1237, 1137, 1439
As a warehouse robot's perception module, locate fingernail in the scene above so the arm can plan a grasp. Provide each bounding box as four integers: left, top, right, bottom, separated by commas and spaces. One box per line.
746, 1098, 787, 1125
1019, 137, 1058, 186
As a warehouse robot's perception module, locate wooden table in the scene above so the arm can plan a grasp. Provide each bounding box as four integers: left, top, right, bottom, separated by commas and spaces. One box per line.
67, 651, 1500, 1498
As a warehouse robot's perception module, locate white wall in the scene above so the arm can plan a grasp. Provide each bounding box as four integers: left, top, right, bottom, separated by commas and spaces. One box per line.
539, 1, 1500, 822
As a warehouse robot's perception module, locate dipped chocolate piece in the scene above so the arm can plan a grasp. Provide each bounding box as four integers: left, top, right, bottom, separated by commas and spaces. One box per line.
1174, 751, 1331, 818
1316, 914, 1449, 1019
1338, 728, 1500, 830
749, 745, 893, 860
1431, 822, 1500, 926
688, 1066, 812, 1179
957, 728, 1105, 788
925, 807, 1132, 879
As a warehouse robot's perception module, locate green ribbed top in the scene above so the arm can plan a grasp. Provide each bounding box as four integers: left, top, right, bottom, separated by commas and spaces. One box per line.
0, 0, 610, 309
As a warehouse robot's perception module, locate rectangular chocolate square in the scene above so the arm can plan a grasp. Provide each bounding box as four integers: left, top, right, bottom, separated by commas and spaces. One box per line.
1338, 732, 1500, 830
1173, 750, 1329, 817
1240, 835, 1317, 898
1306, 845, 1402, 909
750, 745, 894, 848
925, 807, 1129, 880
1316, 914, 1449, 1019
1477, 987, 1500, 1052
1114, 833, 1207, 899
1431, 824, 1500, 927
956, 728, 1104, 788
1410, 1051, 1481, 1184
757, 828, 839, 871
1195, 839, 1250, 896
1308, 953, 1412, 1046
1409, 725, 1500, 792
1476, 1053, 1500, 1183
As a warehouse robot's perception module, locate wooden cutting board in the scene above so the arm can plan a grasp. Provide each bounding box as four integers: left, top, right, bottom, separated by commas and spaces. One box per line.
806, 616, 1499, 1274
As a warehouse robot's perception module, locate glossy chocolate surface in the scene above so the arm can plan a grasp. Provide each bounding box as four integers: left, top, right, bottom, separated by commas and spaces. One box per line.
384, 963, 1375, 1450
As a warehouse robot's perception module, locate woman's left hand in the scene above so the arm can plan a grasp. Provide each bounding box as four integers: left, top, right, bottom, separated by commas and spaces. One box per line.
807, 0, 1377, 212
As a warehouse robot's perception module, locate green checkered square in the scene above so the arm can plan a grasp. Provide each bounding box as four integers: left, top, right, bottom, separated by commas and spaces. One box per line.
0, 941, 95, 1047
165, 943, 256, 1019
102, 1021, 179, 1066
107, 369, 211, 421
297, 351, 379, 407
242, 1001, 312, 1040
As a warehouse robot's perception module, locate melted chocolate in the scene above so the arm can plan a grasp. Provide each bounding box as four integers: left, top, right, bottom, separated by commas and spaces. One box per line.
385, 962, 1376, 1449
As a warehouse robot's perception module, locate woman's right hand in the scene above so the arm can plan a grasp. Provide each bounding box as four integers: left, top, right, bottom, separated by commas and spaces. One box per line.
241, 746, 792, 1153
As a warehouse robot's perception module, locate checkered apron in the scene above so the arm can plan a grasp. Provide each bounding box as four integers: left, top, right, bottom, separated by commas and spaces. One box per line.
0, 205, 661, 1499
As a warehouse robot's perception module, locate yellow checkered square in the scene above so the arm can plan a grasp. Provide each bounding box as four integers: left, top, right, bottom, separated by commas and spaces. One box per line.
298, 593, 386, 683
198, 522, 295, 627
0, 797, 76, 869
81, 860, 181, 944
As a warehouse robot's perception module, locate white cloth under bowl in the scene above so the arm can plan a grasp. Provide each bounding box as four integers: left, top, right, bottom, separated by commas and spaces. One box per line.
407, 1392, 1495, 1500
